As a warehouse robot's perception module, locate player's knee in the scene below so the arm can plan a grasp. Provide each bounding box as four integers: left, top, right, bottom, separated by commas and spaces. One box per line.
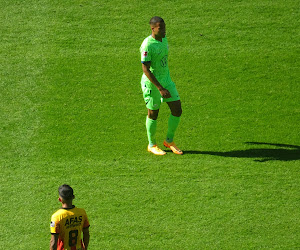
148, 109, 159, 120
172, 107, 182, 117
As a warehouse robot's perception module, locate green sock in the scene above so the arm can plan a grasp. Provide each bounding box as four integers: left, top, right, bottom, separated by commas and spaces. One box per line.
166, 115, 181, 143
146, 116, 157, 147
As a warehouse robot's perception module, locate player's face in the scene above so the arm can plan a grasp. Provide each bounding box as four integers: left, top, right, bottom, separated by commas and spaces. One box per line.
152, 22, 166, 38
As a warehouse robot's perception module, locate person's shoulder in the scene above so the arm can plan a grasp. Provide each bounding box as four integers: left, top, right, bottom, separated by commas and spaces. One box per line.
73, 206, 88, 214
75, 206, 86, 211
142, 35, 152, 42
51, 208, 65, 219
141, 35, 155, 47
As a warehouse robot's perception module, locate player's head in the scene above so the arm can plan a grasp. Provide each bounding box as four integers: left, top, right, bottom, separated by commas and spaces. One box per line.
58, 184, 75, 203
149, 16, 166, 38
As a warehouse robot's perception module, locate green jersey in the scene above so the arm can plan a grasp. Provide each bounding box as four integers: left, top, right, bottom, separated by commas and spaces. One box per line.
140, 35, 173, 89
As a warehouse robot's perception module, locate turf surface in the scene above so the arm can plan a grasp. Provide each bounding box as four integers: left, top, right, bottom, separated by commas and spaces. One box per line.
0, 0, 299, 248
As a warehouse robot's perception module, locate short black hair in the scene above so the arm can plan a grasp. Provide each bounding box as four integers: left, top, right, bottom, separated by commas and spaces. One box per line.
149, 16, 164, 26
58, 184, 74, 201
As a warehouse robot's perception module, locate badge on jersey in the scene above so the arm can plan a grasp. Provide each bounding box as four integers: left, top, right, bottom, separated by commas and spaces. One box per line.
143, 51, 148, 57
50, 221, 55, 227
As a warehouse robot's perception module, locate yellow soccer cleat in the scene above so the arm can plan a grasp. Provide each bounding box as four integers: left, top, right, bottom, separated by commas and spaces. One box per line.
163, 141, 183, 155
147, 145, 166, 155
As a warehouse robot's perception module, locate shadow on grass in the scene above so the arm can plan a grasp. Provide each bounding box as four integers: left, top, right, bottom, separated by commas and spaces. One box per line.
183, 142, 300, 162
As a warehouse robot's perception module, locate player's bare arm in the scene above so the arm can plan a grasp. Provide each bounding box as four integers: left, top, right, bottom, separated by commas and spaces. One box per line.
49, 234, 58, 250
142, 62, 171, 98
83, 227, 90, 249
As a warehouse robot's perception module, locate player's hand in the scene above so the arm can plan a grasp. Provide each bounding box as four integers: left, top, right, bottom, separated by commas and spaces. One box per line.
159, 88, 171, 98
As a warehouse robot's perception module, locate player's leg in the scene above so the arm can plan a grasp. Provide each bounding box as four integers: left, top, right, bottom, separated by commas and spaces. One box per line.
167, 99, 182, 117
143, 86, 166, 155
146, 109, 166, 155
164, 97, 183, 155
166, 100, 182, 143
163, 84, 182, 143
146, 108, 159, 147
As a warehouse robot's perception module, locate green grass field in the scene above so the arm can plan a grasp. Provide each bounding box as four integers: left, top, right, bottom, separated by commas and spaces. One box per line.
1, 0, 299, 248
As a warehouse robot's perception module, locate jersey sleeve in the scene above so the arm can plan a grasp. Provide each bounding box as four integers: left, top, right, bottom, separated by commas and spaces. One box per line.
140, 42, 151, 63
50, 214, 60, 234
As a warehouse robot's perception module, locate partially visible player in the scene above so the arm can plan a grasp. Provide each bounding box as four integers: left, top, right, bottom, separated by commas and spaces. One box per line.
140, 16, 183, 155
50, 184, 90, 250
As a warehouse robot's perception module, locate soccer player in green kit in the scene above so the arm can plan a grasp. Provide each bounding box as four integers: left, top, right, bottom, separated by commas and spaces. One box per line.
140, 16, 183, 155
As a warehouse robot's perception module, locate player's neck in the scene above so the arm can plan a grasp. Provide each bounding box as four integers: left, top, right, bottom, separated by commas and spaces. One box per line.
62, 203, 73, 209
152, 33, 163, 42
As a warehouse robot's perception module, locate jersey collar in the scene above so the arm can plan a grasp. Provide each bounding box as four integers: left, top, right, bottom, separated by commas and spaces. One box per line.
61, 205, 75, 210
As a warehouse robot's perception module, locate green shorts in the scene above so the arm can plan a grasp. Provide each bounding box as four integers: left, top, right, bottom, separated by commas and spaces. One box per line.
142, 83, 180, 110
